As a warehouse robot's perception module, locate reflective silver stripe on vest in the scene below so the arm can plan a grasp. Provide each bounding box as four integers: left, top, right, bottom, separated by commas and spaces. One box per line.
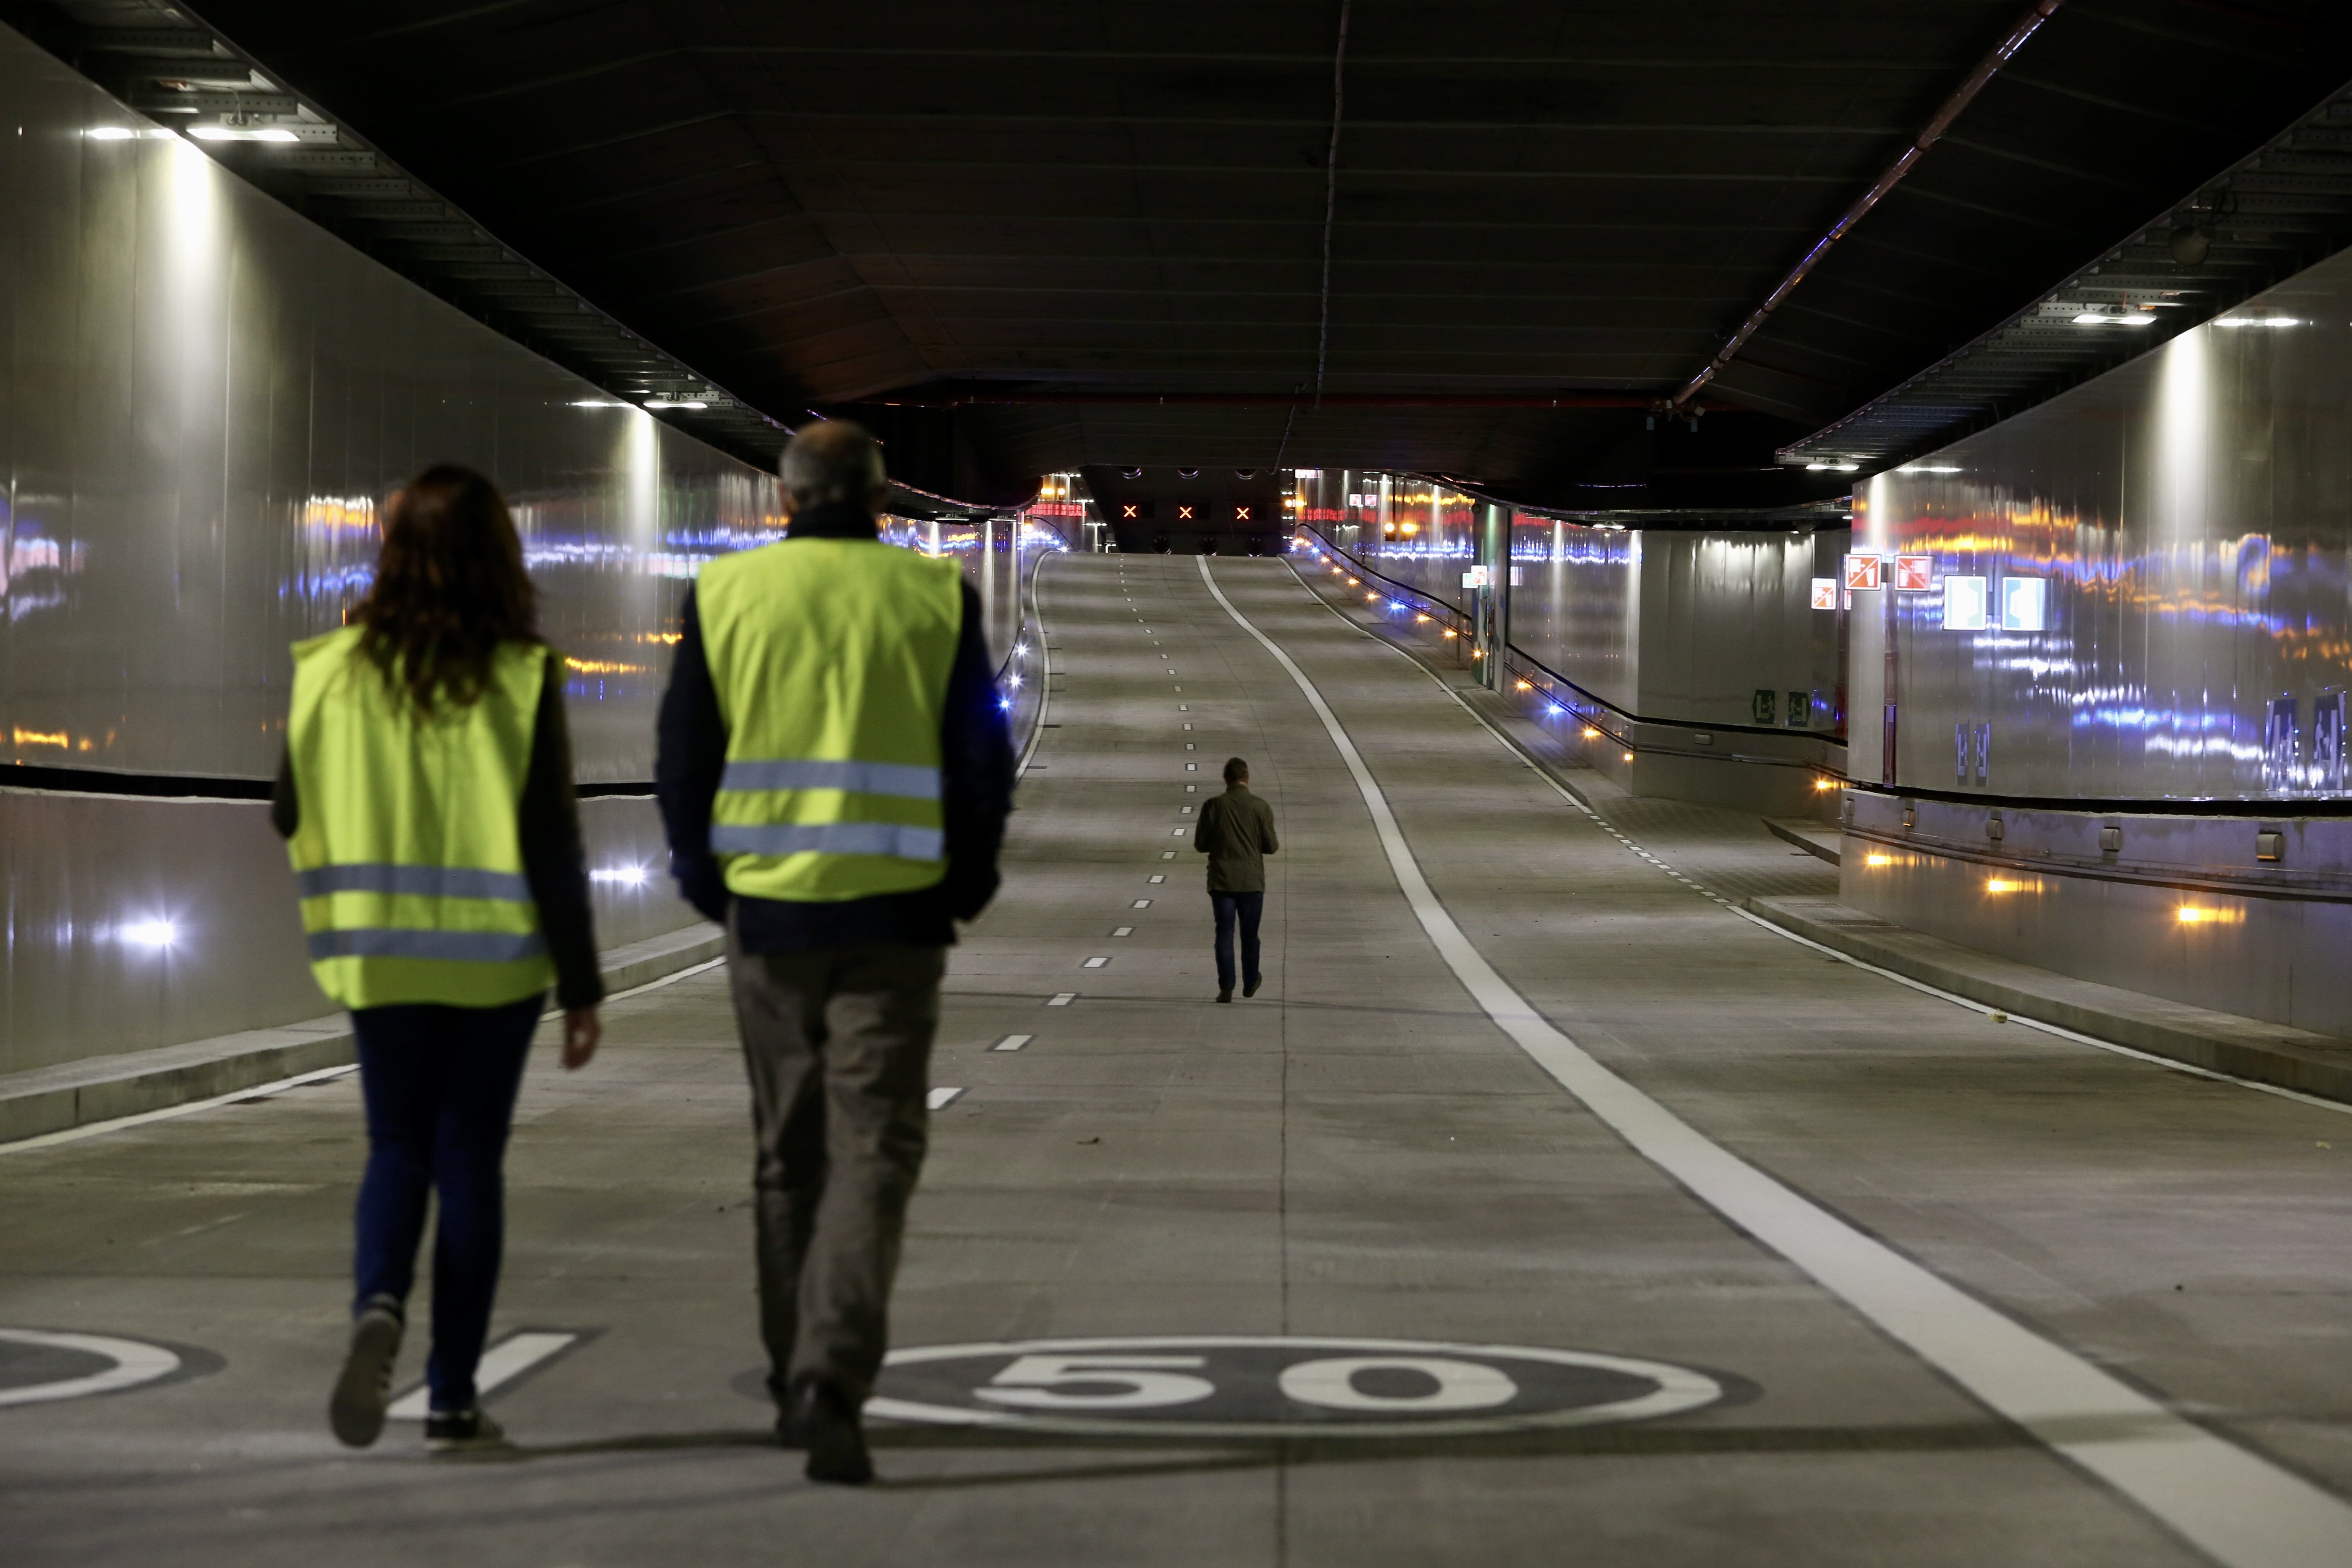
709, 822, 946, 861
718, 760, 942, 800
306, 929, 548, 963
296, 864, 535, 902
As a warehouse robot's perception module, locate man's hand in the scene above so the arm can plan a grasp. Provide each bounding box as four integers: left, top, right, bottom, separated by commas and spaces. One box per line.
561, 1007, 601, 1070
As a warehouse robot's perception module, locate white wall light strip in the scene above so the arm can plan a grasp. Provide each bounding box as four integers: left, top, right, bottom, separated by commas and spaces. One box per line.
1198, 555, 2352, 1568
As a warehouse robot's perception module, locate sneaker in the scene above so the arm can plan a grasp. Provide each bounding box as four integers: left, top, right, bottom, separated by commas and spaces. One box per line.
790, 1376, 872, 1485
328, 1298, 404, 1448
425, 1407, 507, 1450
1215, 988, 1233, 1004
1243, 978, 1262, 998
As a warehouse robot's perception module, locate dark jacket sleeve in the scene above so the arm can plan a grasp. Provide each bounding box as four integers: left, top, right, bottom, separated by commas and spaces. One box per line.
519, 652, 604, 1009
940, 581, 1016, 921
1192, 793, 1218, 855
272, 749, 298, 839
654, 588, 732, 923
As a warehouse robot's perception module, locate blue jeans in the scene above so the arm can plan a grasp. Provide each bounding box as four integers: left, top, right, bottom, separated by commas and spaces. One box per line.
350, 996, 540, 1411
1211, 892, 1264, 993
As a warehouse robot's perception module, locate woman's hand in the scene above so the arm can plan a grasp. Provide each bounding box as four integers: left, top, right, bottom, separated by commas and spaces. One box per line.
561, 1006, 601, 1070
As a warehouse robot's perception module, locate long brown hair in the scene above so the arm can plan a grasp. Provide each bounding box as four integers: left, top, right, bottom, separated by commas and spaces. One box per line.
353, 464, 541, 716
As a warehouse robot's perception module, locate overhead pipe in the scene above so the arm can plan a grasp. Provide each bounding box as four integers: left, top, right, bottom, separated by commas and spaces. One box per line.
1665, 0, 2065, 413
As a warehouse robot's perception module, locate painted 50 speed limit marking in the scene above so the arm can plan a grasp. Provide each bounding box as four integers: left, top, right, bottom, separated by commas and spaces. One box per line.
869, 1335, 1727, 1439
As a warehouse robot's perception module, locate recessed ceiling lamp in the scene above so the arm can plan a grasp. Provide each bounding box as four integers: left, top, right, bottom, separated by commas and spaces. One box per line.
2072, 310, 2156, 325
1804, 461, 1860, 472
1120, 468, 1143, 480
85, 126, 137, 140
643, 398, 707, 410
2214, 316, 2298, 328
1234, 468, 1256, 479
1178, 468, 1199, 479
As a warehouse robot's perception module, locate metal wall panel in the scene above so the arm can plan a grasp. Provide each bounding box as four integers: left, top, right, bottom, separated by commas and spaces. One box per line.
0, 24, 785, 789
1303, 467, 1838, 731
1504, 515, 1641, 714
0, 790, 694, 1077
0, 27, 831, 1071
1852, 241, 2352, 801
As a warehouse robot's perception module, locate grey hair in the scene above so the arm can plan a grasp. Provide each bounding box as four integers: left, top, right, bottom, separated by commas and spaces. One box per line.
780, 420, 888, 508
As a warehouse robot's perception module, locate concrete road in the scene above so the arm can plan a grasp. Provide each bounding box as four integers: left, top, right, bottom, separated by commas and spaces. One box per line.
2, 553, 2347, 1566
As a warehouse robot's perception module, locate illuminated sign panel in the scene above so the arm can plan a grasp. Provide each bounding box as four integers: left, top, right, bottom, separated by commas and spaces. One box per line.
1999, 577, 2047, 631
1943, 576, 1989, 630
1894, 555, 1935, 591
1842, 553, 1882, 592
1809, 577, 1836, 611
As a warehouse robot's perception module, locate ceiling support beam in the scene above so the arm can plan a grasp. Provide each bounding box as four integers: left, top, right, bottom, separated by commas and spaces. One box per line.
1666, 0, 2065, 412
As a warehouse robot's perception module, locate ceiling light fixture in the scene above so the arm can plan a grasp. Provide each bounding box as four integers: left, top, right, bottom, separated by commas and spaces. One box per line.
643, 399, 707, 411
189, 125, 298, 143
2214, 316, 2298, 328
86, 126, 136, 140
2072, 310, 2155, 326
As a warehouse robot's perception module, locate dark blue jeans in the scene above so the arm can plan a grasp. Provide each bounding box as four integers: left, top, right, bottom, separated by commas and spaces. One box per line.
350, 995, 540, 1411
1211, 891, 1264, 993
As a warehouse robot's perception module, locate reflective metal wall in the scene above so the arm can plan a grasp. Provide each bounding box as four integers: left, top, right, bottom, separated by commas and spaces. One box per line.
0, 26, 933, 1074
0, 26, 788, 789
1853, 241, 2352, 801
1298, 469, 1840, 733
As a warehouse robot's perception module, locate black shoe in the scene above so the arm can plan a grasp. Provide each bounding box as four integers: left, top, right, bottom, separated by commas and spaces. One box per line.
1216, 988, 1232, 1003
424, 1406, 507, 1451
328, 1298, 403, 1448
791, 1377, 872, 1485
1243, 978, 1262, 998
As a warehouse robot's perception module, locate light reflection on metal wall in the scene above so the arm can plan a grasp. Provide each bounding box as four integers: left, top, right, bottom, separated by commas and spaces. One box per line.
1298, 469, 1838, 731
1853, 241, 2352, 801
0, 25, 783, 788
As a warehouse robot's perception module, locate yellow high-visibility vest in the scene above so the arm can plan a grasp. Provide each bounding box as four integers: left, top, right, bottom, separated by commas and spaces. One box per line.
285, 626, 555, 1008
696, 535, 962, 902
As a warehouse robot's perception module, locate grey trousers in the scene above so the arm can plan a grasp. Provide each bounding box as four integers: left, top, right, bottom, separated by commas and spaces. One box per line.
724, 924, 944, 1406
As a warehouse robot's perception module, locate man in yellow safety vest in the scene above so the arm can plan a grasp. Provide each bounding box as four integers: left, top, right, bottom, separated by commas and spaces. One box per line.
655, 420, 1013, 1483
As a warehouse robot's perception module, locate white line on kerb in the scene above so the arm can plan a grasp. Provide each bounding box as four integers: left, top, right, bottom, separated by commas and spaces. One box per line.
1197, 555, 2352, 1568
389, 1331, 578, 1420
0, 1064, 359, 1155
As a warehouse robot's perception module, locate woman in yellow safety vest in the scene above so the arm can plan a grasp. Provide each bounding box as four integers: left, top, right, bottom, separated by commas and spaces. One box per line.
272, 463, 604, 1451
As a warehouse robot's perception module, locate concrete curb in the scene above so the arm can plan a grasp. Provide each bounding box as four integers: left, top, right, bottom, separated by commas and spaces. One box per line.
1746, 894, 2352, 1105
0, 922, 726, 1145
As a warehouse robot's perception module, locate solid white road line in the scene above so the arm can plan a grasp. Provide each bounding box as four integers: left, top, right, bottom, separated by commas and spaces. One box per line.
388, 1330, 579, 1421
1046, 993, 1077, 1007
927, 1087, 966, 1110
1197, 555, 2352, 1568
990, 1034, 1033, 1052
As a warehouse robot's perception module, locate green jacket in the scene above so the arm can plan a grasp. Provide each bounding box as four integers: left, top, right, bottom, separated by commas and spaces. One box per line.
1195, 783, 1279, 893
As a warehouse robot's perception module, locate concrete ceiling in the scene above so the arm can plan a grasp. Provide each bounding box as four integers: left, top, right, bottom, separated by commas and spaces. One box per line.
50, 0, 2352, 503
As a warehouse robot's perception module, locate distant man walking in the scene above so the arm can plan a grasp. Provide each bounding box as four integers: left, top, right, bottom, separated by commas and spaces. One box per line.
655, 421, 1013, 1484
1194, 757, 1278, 1002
